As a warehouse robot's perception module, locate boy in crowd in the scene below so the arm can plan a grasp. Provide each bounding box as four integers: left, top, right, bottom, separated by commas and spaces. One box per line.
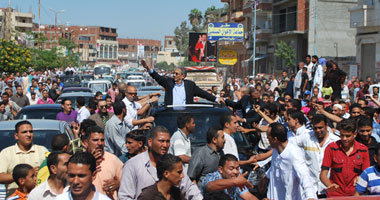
355, 143, 380, 196
320, 119, 370, 197
8, 164, 36, 200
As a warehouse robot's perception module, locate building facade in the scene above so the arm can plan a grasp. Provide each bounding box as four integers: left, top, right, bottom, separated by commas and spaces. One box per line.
350, 0, 380, 80
118, 38, 161, 68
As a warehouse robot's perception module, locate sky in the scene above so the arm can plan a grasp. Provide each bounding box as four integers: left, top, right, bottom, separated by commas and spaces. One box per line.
4, 0, 225, 41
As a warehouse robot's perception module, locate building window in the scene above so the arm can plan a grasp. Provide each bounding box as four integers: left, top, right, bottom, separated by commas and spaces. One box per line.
100, 45, 103, 58
104, 45, 108, 58
79, 44, 83, 48
114, 46, 117, 58
168, 41, 172, 45
89, 44, 93, 49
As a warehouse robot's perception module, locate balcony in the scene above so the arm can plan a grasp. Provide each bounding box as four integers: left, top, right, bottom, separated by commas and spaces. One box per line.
349, 5, 378, 28
231, 10, 245, 22
14, 21, 33, 28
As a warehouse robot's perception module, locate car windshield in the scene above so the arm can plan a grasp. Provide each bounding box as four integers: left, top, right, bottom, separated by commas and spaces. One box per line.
57, 96, 91, 109
127, 82, 145, 87
90, 83, 106, 93
94, 66, 111, 75
61, 76, 80, 83
82, 75, 94, 81
16, 109, 61, 120
0, 130, 61, 151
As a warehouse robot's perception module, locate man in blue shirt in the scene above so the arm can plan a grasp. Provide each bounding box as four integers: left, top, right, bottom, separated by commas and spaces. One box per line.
355, 143, 380, 196
201, 154, 257, 200
141, 60, 221, 106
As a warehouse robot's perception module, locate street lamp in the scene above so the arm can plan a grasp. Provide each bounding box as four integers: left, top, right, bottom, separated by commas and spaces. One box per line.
49, 8, 65, 45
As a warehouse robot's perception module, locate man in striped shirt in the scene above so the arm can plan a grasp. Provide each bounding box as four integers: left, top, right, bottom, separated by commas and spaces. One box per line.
355, 143, 380, 196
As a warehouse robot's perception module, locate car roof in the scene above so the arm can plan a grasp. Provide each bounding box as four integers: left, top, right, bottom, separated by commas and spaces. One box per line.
0, 119, 66, 131
153, 104, 229, 113
59, 92, 94, 97
19, 104, 61, 110
138, 86, 163, 91
88, 80, 112, 84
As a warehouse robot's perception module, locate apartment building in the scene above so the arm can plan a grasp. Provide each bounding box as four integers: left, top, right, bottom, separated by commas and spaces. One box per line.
118, 38, 161, 68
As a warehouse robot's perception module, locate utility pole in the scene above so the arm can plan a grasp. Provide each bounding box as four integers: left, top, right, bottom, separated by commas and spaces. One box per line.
3, 0, 13, 40
313, 0, 317, 55
38, 0, 40, 33
251, 0, 258, 77
49, 8, 64, 47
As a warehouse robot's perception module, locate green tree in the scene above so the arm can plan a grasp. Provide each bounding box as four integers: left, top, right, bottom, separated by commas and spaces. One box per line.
0, 39, 32, 73
156, 61, 176, 71
274, 41, 296, 70
174, 21, 190, 56
188, 9, 203, 32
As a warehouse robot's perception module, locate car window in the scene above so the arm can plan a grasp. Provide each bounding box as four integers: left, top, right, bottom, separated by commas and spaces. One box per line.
57, 96, 90, 109
90, 84, 106, 93
127, 82, 145, 87
0, 130, 61, 151
17, 109, 62, 120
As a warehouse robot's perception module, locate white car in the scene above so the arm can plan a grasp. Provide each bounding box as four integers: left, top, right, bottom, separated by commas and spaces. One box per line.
88, 80, 112, 97
125, 75, 147, 88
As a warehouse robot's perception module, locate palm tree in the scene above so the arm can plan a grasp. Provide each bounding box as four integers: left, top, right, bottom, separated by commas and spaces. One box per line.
188, 8, 203, 32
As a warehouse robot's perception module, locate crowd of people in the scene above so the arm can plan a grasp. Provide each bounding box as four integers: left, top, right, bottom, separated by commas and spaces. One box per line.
0, 57, 380, 200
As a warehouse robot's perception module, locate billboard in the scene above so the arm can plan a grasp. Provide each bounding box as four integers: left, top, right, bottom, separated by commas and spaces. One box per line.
207, 23, 244, 41
137, 43, 144, 59
188, 33, 217, 62
218, 50, 238, 65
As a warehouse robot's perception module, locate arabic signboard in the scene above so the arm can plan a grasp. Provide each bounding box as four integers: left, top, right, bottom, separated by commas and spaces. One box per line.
218, 50, 238, 65
207, 23, 244, 41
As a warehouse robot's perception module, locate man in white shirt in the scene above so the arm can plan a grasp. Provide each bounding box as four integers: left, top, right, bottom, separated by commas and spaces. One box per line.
220, 113, 257, 166
292, 114, 340, 198
286, 109, 310, 140
169, 114, 195, 174
28, 151, 71, 200
266, 122, 317, 200
294, 62, 304, 99
269, 76, 278, 92
76, 97, 91, 124
306, 55, 313, 81
122, 85, 155, 128
55, 152, 111, 200
311, 55, 323, 97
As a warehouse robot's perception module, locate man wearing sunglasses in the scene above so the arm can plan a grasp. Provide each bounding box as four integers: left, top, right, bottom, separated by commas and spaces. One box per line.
141, 60, 222, 106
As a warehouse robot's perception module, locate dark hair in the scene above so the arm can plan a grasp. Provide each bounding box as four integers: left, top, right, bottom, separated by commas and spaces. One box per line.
288, 99, 301, 111
113, 101, 126, 115
105, 95, 112, 100
358, 98, 368, 105
31, 92, 36, 96
264, 103, 278, 116
218, 154, 238, 167
76, 96, 85, 107
149, 126, 170, 140
269, 123, 287, 142
2, 92, 9, 97
61, 98, 71, 105
312, 55, 319, 60
287, 109, 306, 125
375, 143, 380, 156
51, 134, 70, 151
337, 119, 356, 133
220, 113, 234, 128
16, 85, 22, 89
306, 55, 311, 58
262, 93, 268, 98
126, 130, 146, 146
357, 116, 373, 128
15, 120, 32, 133
177, 114, 194, 129
47, 151, 69, 174
156, 154, 182, 181
95, 91, 103, 97
350, 103, 362, 112
12, 164, 33, 185
363, 107, 375, 119
79, 119, 97, 139
68, 152, 96, 173
85, 125, 104, 140
311, 114, 327, 124
206, 126, 222, 144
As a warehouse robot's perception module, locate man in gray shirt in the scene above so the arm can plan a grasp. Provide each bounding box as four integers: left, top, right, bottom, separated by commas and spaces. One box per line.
11, 85, 30, 108
1, 92, 20, 119
187, 127, 225, 187
118, 126, 202, 200
104, 101, 131, 157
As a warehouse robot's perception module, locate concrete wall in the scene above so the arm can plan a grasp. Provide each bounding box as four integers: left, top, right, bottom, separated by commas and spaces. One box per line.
308, 0, 357, 57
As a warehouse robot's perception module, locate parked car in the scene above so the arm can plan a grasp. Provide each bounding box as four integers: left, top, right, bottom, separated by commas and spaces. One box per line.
125, 76, 147, 88
56, 92, 94, 109
0, 119, 75, 200
124, 72, 144, 79
16, 104, 62, 120
80, 74, 94, 87
88, 80, 112, 98
62, 87, 92, 94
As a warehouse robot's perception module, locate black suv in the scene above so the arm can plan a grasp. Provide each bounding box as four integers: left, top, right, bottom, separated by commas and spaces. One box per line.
151, 104, 253, 160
